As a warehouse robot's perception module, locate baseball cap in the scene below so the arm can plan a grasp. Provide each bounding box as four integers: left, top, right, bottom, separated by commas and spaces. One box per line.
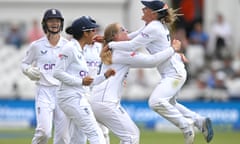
141, 0, 168, 12
65, 16, 99, 35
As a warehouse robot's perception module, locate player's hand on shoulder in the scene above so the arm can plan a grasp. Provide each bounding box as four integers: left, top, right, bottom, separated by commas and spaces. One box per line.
172, 39, 182, 52
82, 76, 94, 86
104, 68, 116, 79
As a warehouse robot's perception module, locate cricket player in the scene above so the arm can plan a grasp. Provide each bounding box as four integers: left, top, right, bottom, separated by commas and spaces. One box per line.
70, 41, 111, 144
83, 17, 110, 144
89, 22, 182, 144
104, 1, 214, 144
21, 9, 69, 144
66, 16, 110, 144
53, 16, 115, 144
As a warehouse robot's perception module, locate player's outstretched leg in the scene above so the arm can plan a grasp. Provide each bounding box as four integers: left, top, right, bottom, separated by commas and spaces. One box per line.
202, 118, 214, 143
183, 122, 195, 144
32, 128, 49, 144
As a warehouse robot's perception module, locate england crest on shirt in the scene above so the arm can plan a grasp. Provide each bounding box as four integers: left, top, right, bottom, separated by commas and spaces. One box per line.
58, 54, 68, 60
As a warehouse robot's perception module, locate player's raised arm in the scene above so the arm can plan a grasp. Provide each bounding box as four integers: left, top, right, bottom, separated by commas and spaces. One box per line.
112, 39, 181, 68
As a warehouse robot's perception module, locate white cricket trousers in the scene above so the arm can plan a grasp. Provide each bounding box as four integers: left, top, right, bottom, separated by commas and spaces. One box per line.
90, 101, 140, 144
32, 85, 69, 144
58, 95, 106, 144
148, 71, 204, 133
69, 121, 110, 144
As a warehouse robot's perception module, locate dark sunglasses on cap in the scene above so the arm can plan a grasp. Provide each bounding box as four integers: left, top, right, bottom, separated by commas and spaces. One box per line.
82, 28, 96, 32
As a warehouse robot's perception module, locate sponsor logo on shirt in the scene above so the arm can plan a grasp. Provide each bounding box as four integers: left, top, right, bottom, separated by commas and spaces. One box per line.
141, 32, 149, 38
79, 70, 88, 77
40, 50, 48, 55
43, 64, 55, 70
86, 61, 101, 67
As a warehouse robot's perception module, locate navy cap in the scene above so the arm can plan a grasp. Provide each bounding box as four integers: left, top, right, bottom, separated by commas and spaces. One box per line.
66, 16, 99, 35
85, 16, 96, 24
43, 8, 64, 21
141, 0, 167, 11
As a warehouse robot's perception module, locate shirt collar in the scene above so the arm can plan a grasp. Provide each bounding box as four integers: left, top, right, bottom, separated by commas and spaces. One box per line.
71, 38, 83, 52
43, 36, 63, 48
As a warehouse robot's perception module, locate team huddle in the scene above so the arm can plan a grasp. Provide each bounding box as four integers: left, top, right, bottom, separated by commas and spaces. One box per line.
21, 0, 214, 144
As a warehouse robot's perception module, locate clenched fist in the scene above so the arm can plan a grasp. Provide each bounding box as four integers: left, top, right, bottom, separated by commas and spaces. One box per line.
82, 76, 94, 86
104, 68, 116, 79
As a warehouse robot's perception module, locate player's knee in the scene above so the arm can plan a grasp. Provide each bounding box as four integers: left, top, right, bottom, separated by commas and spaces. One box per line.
148, 99, 167, 112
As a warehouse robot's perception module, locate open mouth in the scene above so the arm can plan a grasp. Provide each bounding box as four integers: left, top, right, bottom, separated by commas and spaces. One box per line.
50, 26, 59, 29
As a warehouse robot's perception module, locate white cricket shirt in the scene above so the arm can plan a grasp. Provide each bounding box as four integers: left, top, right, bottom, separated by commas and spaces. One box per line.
83, 42, 102, 77
21, 36, 68, 86
53, 39, 106, 98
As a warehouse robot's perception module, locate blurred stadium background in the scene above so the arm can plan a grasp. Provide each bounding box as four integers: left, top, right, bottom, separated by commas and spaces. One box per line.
0, 0, 240, 143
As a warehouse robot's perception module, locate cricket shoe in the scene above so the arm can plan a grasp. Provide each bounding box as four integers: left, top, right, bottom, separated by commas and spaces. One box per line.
183, 125, 195, 144
202, 118, 214, 143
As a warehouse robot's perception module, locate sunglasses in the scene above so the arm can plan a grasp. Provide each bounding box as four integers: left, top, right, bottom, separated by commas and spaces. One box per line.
82, 28, 96, 32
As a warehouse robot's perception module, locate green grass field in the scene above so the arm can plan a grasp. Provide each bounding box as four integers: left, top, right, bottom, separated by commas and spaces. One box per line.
0, 128, 239, 144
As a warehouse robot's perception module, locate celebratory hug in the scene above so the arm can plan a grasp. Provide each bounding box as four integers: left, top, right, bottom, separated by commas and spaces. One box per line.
21, 1, 214, 144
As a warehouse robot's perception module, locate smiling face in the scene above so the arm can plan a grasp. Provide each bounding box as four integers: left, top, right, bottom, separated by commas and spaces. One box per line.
141, 7, 158, 24
46, 18, 62, 33
103, 23, 129, 45
83, 28, 97, 44
113, 24, 129, 41
101, 23, 130, 65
